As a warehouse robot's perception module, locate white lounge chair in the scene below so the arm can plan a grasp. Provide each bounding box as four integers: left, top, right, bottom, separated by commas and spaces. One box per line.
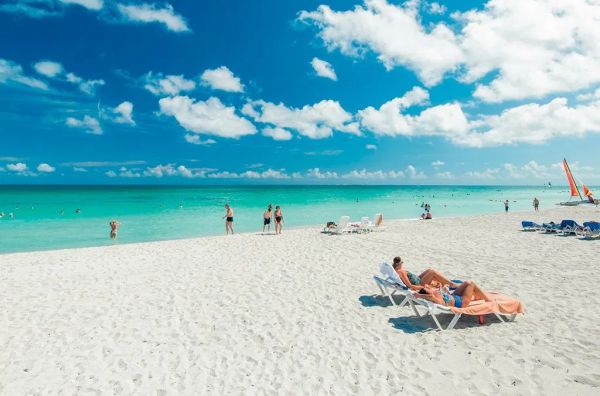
359, 216, 373, 233
330, 216, 358, 234
373, 262, 420, 315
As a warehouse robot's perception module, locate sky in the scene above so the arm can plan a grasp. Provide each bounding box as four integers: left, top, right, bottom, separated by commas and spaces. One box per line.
1, 0, 599, 185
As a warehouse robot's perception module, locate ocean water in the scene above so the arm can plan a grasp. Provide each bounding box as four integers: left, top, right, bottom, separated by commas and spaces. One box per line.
0, 185, 584, 253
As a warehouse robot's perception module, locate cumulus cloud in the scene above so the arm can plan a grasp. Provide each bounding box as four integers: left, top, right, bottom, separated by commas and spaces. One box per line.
243, 99, 358, 139
262, 126, 293, 141
113, 101, 135, 125
300, 0, 600, 102
200, 66, 244, 93
428, 2, 446, 15
435, 171, 454, 179
432, 160, 444, 167
159, 96, 256, 139
299, 0, 463, 86
341, 168, 405, 179
37, 163, 56, 173
311, 57, 337, 81
32, 59, 104, 94
143, 72, 196, 96
65, 72, 105, 95
307, 168, 338, 179
66, 115, 102, 135
33, 60, 64, 77
7, 162, 28, 172
184, 134, 216, 146
405, 164, 426, 179
0, 58, 48, 90
116, 3, 190, 33
59, 0, 103, 11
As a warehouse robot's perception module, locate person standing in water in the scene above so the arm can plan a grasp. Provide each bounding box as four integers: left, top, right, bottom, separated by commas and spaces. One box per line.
109, 220, 120, 239
533, 197, 539, 212
223, 204, 234, 235
274, 205, 284, 235
504, 200, 509, 213
263, 204, 272, 233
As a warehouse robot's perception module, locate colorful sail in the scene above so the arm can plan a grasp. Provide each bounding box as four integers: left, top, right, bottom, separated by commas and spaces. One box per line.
562, 159, 581, 198
582, 182, 594, 203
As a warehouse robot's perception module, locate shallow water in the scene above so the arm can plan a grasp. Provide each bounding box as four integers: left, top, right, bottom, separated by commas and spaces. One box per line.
0, 185, 584, 253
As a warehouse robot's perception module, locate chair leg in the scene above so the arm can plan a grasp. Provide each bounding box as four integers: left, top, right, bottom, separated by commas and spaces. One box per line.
430, 311, 444, 331
409, 299, 421, 317
446, 314, 462, 330
398, 295, 409, 308
494, 313, 505, 322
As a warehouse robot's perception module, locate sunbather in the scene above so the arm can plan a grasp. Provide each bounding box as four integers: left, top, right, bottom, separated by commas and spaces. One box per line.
414, 280, 490, 308
392, 256, 458, 290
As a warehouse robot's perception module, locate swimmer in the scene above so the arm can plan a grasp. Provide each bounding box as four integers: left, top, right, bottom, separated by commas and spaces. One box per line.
109, 220, 120, 239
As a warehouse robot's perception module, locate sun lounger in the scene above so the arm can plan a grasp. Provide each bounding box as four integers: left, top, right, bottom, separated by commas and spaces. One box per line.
359, 216, 373, 233
521, 221, 542, 231
559, 219, 583, 235
578, 221, 600, 238
329, 216, 360, 234
408, 292, 524, 331
542, 222, 560, 233
373, 263, 420, 315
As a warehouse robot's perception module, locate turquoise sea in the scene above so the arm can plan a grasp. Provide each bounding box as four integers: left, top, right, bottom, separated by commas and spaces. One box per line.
0, 185, 584, 253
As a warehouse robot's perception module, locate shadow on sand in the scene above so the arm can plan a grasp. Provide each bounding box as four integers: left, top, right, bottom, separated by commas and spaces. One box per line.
389, 312, 507, 333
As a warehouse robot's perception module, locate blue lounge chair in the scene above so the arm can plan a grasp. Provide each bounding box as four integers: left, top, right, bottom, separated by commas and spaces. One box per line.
578, 221, 600, 238
521, 221, 542, 231
559, 219, 584, 235
542, 221, 560, 233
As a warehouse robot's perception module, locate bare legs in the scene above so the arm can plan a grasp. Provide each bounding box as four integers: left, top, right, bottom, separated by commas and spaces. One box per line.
453, 280, 489, 306
419, 269, 457, 288
226, 221, 234, 235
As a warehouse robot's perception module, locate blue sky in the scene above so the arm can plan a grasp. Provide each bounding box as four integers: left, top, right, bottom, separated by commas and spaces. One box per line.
1, 0, 599, 185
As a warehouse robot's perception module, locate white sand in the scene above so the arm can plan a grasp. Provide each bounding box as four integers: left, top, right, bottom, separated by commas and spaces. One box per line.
1, 206, 599, 395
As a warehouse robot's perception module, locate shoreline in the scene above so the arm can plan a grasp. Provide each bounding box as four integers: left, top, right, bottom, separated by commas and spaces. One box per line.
0, 205, 579, 256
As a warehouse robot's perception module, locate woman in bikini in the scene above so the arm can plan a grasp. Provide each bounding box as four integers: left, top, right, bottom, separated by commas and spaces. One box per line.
414, 280, 490, 308
223, 204, 234, 235
274, 205, 283, 235
392, 256, 458, 291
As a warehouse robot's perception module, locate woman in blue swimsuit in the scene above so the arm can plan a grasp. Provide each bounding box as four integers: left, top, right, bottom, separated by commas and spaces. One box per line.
392, 257, 458, 291
415, 280, 489, 308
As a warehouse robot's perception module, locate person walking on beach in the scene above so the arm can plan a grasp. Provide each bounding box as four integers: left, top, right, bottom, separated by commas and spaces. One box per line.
263, 204, 272, 233
274, 205, 284, 235
533, 197, 539, 212
109, 220, 120, 239
504, 200, 509, 213
223, 204, 234, 235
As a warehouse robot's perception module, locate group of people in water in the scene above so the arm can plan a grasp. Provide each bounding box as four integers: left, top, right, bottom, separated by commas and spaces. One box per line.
420, 202, 432, 220
222, 203, 284, 235
392, 256, 488, 308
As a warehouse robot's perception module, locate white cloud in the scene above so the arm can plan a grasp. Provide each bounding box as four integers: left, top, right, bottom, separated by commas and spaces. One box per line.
311, 57, 337, 81
116, 3, 190, 33
200, 66, 244, 93
59, 0, 103, 11
435, 171, 454, 179
429, 2, 446, 15
66, 115, 102, 135
62, 160, 146, 167
33, 60, 64, 77
143, 72, 196, 96
432, 160, 444, 167
113, 101, 135, 125
0, 2, 63, 18
465, 168, 500, 179
184, 134, 216, 146
159, 96, 256, 139
406, 164, 426, 179
0, 58, 48, 90
7, 162, 28, 172
307, 168, 339, 179
299, 0, 463, 86
65, 72, 104, 95
37, 163, 56, 173
341, 168, 405, 179
243, 99, 358, 139
304, 149, 344, 156
142, 164, 204, 178
262, 126, 293, 141
366, 144, 377, 150
301, 0, 600, 102
73, 167, 87, 172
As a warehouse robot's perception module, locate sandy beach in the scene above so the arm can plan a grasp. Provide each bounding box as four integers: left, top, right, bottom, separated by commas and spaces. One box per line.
1, 206, 599, 395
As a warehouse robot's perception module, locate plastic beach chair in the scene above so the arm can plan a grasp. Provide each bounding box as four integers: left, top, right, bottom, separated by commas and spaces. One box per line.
521, 221, 542, 231
579, 221, 600, 238
559, 219, 583, 236
372, 263, 420, 315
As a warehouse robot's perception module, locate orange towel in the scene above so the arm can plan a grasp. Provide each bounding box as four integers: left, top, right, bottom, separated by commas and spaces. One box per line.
449, 292, 524, 315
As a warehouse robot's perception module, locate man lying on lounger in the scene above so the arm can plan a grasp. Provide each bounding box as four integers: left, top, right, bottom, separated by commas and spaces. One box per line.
413, 280, 490, 308
392, 256, 458, 290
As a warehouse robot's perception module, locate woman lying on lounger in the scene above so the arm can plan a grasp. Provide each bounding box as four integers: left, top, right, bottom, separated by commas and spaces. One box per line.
414, 280, 490, 308
392, 256, 458, 290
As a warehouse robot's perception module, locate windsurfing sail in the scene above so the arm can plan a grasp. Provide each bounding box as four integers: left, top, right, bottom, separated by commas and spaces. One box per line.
562, 159, 583, 200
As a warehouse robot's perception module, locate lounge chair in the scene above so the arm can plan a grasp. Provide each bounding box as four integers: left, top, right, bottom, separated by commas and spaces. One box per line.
542, 221, 560, 233
330, 216, 359, 234
521, 221, 542, 231
559, 219, 584, 236
359, 216, 373, 233
578, 221, 600, 238
408, 292, 524, 331
373, 263, 420, 315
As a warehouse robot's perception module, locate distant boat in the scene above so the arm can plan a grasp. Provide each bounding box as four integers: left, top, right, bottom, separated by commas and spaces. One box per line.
558, 158, 595, 206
